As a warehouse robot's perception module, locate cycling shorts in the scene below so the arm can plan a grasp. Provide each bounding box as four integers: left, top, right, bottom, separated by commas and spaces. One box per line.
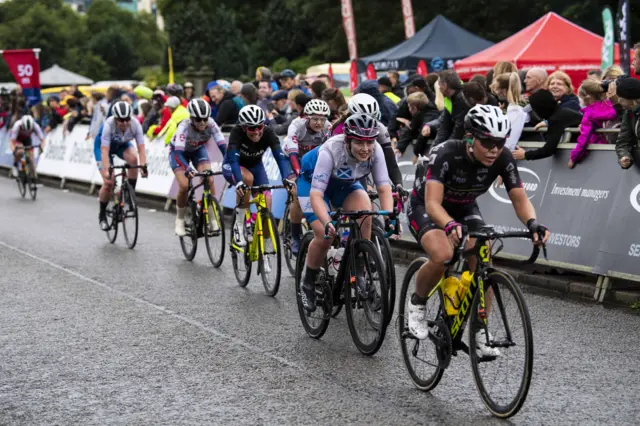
297, 176, 365, 224
14, 137, 33, 148
221, 161, 269, 187
407, 198, 485, 243
169, 145, 210, 170
94, 137, 135, 170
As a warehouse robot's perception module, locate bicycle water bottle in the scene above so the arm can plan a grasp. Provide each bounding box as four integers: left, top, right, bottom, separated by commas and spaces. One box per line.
340, 229, 349, 247
326, 248, 338, 276
443, 275, 463, 316
458, 271, 473, 301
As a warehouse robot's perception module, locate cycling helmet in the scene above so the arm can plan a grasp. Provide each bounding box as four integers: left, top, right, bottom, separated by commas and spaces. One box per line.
112, 101, 132, 120
348, 93, 380, 120
464, 105, 511, 142
344, 113, 380, 140
21, 115, 35, 132
165, 83, 182, 96
238, 104, 266, 127
188, 98, 211, 119
303, 99, 330, 117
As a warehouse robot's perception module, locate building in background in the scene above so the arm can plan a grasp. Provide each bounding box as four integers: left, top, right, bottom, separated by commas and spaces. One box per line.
62, 0, 163, 29
137, 0, 164, 30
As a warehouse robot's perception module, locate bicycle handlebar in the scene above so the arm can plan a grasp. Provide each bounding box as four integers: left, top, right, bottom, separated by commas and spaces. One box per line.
188, 169, 223, 178
323, 208, 398, 239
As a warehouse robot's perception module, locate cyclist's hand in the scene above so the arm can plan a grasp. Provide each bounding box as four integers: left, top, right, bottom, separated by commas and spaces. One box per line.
324, 221, 337, 239
619, 156, 632, 169
235, 182, 248, 197
184, 167, 195, 179
141, 164, 148, 178
444, 220, 463, 247
384, 217, 398, 237
527, 219, 550, 246
101, 167, 112, 181
283, 177, 296, 191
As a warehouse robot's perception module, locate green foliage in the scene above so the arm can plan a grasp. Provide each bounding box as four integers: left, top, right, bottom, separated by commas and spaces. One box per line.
134, 65, 184, 88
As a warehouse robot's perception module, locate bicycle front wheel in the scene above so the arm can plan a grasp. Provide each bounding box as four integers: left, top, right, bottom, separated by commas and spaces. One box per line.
372, 225, 396, 325
204, 194, 225, 268
121, 182, 139, 249
16, 171, 26, 198
230, 209, 251, 287
469, 270, 534, 419
259, 212, 281, 297
345, 239, 388, 356
105, 199, 118, 244
27, 173, 37, 201
180, 200, 198, 260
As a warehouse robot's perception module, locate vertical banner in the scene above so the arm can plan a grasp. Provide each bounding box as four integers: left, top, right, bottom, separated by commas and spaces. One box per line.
601, 7, 615, 70
416, 59, 428, 77
341, 0, 358, 61
167, 46, 175, 84
616, 0, 631, 75
350, 60, 358, 93
1, 49, 41, 106
328, 63, 335, 88
366, 63, 377, 80
401, 0, 415, 39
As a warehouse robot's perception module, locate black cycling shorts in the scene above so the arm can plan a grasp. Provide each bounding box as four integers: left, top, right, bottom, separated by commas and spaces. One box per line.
406, 198, 486, 243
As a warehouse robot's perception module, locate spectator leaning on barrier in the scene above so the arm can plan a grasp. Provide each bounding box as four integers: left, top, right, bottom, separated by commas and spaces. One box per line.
143, 90, 165, 135
431, 70, 468, 146
357, 79, 397, 127
378, 76, 401, 104
321, 87, 347, 122
400, 92, 438, 159
387, 70, 404, 98
546, 71, 580, 112
614, 77, 640, 169
491, 72, 527, 150
391, 75, 429, 142
267, 90, 295, 135
158, 96, 189, 145
568, 79, 617, 168
211, 85, 239, 127
512, 89, 583, 161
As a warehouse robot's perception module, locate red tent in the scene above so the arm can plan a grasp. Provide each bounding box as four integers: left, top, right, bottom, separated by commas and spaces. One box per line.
455, 12, 630, 84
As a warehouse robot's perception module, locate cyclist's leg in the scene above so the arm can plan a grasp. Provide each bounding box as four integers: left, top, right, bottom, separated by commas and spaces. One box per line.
169, 148, 193, 236
222, 162, 254, 245
193, 146, 214, 195
120, 143, 139, 190
332, 181, 372, 239
289, 193, 304, 253
247, 163, 270, 209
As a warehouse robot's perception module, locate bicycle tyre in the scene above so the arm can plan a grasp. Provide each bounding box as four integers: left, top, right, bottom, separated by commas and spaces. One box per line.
295, 232, 331, 339
105, 198, 118, 244
345, 239, 388, 356
230, 209, 251, 287
469, 270, 534, 419
28, 172, 37, 201
121, 182, 139, 249
260, 212, 281, 297
17, 171, 26, 198
372, 225, 396, 325
204, 194, 225, 268
281, 203, 296, 276
398, 257, 445, 391
179, 200, 198, 261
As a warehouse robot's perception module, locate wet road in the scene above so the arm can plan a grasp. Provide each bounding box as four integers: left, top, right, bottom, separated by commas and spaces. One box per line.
1, 177, 639, 425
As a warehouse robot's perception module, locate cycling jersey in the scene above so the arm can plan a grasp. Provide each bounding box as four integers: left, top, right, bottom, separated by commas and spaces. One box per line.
170, 118, 226, 171
282, 117, 330, 175
11, 119, 45, 145
100, 116, 144, 149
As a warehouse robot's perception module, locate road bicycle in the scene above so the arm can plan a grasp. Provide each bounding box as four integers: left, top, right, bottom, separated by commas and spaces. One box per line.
179, 169, 225, 267
104, 164, 146, 249
14, 145, 39, 200
398, 226, 546, 418
295, 208, 396, 356
279, 188, 309, 276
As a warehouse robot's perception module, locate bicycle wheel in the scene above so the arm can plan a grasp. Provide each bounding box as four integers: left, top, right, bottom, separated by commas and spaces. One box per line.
180, 200, 198, 261
295, 232, 331, 339
121, 182, 139, 249
27, 171, 37, 201
372, 225, 396, 325
345, 239, 388, 356
204, 194, 225, 268
259, 212, 282, 297
231, 209, 252, 286
398, 258, 446, 392
281, 203, 296, 276
469, 270, 534, 419
105, 198, 118, 244
16, 170, 26, 198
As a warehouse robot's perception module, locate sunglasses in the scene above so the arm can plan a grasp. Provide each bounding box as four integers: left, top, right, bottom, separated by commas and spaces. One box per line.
116, 117, 131, 123
192, 117, 208, 123
478, 137, 506, 150
245, 124, 264, 133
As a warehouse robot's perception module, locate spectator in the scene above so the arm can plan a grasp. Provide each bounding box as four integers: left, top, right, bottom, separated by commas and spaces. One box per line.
633, 42, 640, 75
356, 79, 397, 127
546, 71, 580, 111
158, 96, 189, 145
202, 82, 220, 118
321, 87, 347, 122
210, 86, 239, 127
493, 61, 518, 76
45, 96, 65, 132
470, 74, 487, 88
601, 65, 626, 143
292, 92, 309, 115
310, 79, 327, 99
137, 99, 151, 124
512, 89, 582, 161
430, 70, 468, 146
149, 95, 179, 138
257, 80, 273, 113
88, 92, 108, 139
387, 70, 404, 98
378, 76, 401, 104
485, 69, 495, 94
184, 82, 195, 101
230, 80, 243, 95
425, 74, 439, 95
240, 83, 258, 105
466, 80, 499, 107
267, 90, 295, 135
394, 75, 437, 145
614, 77, 640, 169
587, 69, 603, 79
398, 92, 437, 158
568, 78, 617, 168
316, 73, 332, 87
31, 102, 50, 133
524, 67, 548, 95
279, 69, 310, 95
143, 90, 165, 134
491, 72, 527, 150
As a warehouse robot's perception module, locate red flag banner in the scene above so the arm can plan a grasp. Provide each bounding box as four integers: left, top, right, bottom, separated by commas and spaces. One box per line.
366, 63, 377, 80
2, 49, 41, 105
341, 0, 358, 60
401, 0, 415, 39
350, 60, 358, 93
416, 60, 428, 77
328, 63, 335, 88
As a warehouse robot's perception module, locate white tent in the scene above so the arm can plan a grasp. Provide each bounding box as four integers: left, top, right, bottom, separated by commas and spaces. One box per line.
40, 64, 93, 86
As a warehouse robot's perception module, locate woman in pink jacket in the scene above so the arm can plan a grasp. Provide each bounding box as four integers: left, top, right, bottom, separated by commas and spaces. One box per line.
568, 79, 617, 168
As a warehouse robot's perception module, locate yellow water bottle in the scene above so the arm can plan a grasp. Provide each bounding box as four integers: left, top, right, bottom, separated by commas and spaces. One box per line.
443, 276, 462, 316
458, 271, 473, 302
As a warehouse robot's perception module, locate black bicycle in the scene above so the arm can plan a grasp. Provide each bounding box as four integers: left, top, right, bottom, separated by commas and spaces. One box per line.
14, 145, 39, 200
179, 169, 225, 267
280, 188, 309, 276
398, 226, 546, 418
104, 164, 145, 249
295, 208, 395, 356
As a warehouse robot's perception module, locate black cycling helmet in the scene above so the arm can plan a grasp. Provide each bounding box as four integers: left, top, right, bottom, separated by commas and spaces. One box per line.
344, 113, 379, 140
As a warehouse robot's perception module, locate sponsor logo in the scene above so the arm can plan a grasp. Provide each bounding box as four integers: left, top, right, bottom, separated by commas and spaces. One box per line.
489, 167, 540, 204
630, 184, 640, 213
314, 172, 329, 184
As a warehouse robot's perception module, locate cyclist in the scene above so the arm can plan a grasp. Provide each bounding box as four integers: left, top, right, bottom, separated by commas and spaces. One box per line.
10, 115, 46, 177
282, 99, 331, 254
95, 101, 148, 231
171, 98, 227, 236
297, 113, 396, 312
406, 105, 550, 356
222, 104, 295, 247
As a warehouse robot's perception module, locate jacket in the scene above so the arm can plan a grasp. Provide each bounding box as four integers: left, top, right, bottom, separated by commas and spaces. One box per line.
615, 107, 640, 163
158, 105, 190, 145
570, 100, 617, 164
558, 94, 581, 112
524, 107, 583, 161
357, 80, 397, 127
215, 91, 239, 126
433, 90, 469, 146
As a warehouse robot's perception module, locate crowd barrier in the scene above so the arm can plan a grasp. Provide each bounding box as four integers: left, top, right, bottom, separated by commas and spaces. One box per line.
1, 123, 638, 299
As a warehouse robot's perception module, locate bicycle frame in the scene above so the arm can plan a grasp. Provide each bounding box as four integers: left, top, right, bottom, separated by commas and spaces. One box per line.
186, 170, 222, 238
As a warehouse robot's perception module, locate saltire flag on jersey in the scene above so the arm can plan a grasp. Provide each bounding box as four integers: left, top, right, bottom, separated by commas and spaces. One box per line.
416, 60, 428, 77
2, 49, 41, 106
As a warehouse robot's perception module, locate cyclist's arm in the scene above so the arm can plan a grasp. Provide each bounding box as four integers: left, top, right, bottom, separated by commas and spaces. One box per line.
267, 130, 294, 179
310, 149, 334, 226
371, 143, 394, 212
226, 132, 244, 183
133, 120, 146, 167
9, 121, 19, 151
209, 118, 227, 156
34, 123, 46, 147
283, 120, 301, 175
509, 188, 537, 225
377, 122, 402, 186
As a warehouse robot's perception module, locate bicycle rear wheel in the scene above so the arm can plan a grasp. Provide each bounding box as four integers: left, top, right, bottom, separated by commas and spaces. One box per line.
204, 194, 225, 267
105, 199, 118, 244
121, 182, 139, 249
231, 209, 251, 286
398, 258, 446, 392
259, 212, 281, 297
281, 203, 296, 276
180, 200, 198, 260
345, 239, 388, 356
469, 270, 534, 419
372, 225, 396, 325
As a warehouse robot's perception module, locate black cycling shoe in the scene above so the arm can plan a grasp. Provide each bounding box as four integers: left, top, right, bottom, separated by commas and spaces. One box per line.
300, 282, 316, 312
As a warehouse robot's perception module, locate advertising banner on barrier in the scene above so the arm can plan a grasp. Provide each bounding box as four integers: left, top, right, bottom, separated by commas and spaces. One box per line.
0, 127, 12, 167
136, 138, 176, 198
37, 127, 69, 179
64, 126, 98, 183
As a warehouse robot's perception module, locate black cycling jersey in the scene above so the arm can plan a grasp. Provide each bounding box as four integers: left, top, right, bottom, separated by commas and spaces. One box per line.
412, 139, 522, 207
226, 125, 282, 168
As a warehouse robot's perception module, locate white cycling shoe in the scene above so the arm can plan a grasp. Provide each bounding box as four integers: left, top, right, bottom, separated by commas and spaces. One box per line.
175, 218, 187, 237
475, 329, 501, 358
408, 300, 429, 340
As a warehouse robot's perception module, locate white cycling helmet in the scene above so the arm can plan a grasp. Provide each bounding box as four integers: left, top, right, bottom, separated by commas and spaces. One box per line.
21, 115, 35, 131
238, 104, 265, 127
188, 98, 211, 119
464, 105, 511, 141
112, 101, 132, 120
348, 93, 380, 120
303, 99, 330, 117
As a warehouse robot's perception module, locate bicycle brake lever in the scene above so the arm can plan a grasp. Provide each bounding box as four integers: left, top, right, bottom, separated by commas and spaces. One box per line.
542, 244, 548, 261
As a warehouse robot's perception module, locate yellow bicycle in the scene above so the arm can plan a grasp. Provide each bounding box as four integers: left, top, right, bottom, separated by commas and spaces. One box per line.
230, 184, 290, 297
